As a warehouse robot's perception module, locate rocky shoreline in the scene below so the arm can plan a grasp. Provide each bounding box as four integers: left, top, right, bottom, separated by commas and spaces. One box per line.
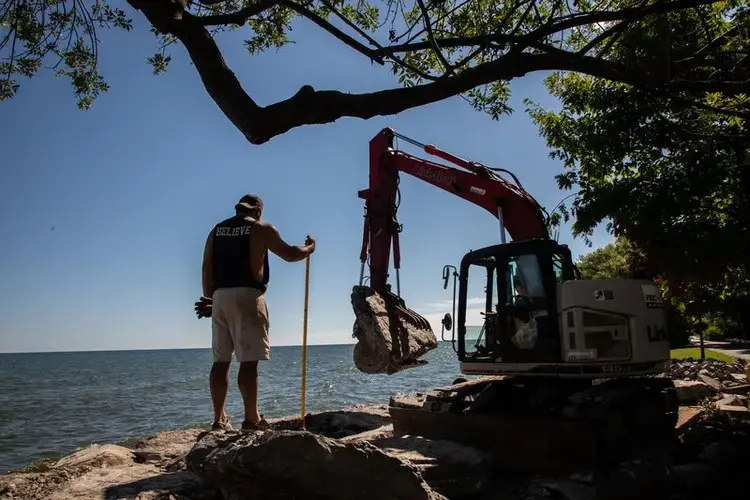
2, 357, 749, 500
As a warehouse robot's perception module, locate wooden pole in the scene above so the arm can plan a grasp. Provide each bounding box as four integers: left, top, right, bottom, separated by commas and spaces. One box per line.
300, 255, 311, 429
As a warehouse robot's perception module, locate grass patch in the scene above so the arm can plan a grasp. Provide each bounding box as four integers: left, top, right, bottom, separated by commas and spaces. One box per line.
670, 348, 736, 364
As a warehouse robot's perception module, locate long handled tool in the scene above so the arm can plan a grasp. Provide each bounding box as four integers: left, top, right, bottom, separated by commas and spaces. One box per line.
300, 254, 311, 430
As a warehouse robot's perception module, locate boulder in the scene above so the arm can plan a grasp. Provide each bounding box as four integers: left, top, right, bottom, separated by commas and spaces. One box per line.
52, 444, 134, 470
594, 460, 671, 500
350, 285, 438, 375
339, 425, 394, 444
270, 404, 392, 438
133, 428, 205, 466
0, 441, 213, 500
717, 404, 750, 418
674, 380, 713, 404
722, 384, 750, 395
524, 477, 596, 500
698, 374, 722, 392
669, 462, 720, 498
185, 430, 446, 500
373, 435, 492, 498
677, 406, 703, 428
715, 395, 743, 407
697, 440, 744, 467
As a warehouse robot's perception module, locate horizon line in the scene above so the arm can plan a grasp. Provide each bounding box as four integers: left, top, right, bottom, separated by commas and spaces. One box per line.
0, 341, 355, 355
0, 339, 455, 355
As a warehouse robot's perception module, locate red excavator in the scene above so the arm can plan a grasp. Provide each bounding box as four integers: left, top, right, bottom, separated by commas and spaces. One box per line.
351, 128, 678, 469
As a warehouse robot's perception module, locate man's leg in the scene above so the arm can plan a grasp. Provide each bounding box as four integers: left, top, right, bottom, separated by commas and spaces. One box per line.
210, 361, 231, 424
235, 288, 271, 428
238, 361, 261, 424
211, 289, 234, 428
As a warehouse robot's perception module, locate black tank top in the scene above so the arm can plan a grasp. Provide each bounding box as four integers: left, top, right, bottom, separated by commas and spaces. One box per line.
211, 215, 270, 293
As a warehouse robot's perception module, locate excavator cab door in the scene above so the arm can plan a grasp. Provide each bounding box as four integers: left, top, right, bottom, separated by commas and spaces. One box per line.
456, 239, 575, 366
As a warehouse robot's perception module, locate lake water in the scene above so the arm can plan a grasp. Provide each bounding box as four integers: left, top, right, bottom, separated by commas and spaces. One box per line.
0, 340, 468, 473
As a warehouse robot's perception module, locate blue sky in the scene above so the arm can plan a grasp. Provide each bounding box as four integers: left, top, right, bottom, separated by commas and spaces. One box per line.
0, 5, 613, 353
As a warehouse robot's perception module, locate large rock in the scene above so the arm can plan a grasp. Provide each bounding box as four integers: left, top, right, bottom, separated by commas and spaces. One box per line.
677, 406, 703, 428
0, 440, 213, 500
674, 380, 714, 404
185, 429, 445, 500
668, 358, 747, 388
52, 444, 134, 470
350, 285, 438, 374
269, 404, 392, 438
133, 428, 205, 467
519, 476, 596, 500
373, 435, 492, 499
594, 459, 671, 500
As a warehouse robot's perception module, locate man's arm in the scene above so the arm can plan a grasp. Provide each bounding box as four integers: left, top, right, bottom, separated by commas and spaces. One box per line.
262, 224, 315, 262
202, 230, 214, 297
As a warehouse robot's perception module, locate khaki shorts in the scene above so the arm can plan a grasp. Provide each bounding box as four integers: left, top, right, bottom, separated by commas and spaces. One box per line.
211, 287, 270, 363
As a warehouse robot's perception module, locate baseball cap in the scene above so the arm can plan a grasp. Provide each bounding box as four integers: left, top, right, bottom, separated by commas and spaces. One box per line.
235, 194, 263, 212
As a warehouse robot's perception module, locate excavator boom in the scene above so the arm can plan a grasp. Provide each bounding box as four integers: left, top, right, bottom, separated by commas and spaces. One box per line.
351, 128, 550, 375
358, 128, 548, 296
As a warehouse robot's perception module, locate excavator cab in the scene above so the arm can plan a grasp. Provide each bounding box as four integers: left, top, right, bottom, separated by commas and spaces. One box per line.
441, 239, 576, 368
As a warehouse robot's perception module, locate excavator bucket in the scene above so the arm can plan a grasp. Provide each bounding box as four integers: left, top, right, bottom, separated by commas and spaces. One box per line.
350, 285, 438, 374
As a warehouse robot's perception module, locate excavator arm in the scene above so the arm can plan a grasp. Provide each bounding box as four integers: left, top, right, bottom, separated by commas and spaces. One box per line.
358, 128, 549, 297
350, 128, 551, 375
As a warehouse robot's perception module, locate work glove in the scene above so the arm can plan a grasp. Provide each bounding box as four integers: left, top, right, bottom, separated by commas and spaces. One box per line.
195, 296, 213, 319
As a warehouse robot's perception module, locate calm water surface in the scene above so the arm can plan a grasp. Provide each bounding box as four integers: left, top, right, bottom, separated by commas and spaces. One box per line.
0, 341, 464, 472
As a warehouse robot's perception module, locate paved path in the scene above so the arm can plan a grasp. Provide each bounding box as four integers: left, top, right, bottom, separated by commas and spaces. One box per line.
687, 339, 750, 361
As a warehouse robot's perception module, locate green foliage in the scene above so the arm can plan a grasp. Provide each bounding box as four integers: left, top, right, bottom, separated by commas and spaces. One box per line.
1, 0, 132, 108
700, 313, 744, 341
528, 2, 749, 344
527, 2, 749, 327
665, 301, 692, 348
575, 237, 642, 280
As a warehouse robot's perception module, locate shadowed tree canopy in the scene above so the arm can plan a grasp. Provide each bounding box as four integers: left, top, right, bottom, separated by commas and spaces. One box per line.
1, 0, 748, 144
527, 0, 749, 321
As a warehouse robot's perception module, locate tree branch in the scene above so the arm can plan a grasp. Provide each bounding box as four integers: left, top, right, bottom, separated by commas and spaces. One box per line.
128, 0, 264, 141
195, 0, 282, 26
576, 19, 629, 56
670, 79, 750, 95
194, 0, 385, 64
127, 0, 743, 146
528, 0, 720, 41
280, 0, 384, 64
380, 0, 721, 56
415, 0, 454, 76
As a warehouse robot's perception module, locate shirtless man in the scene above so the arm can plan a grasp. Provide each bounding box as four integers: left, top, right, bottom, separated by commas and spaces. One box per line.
200, 194, 315, 431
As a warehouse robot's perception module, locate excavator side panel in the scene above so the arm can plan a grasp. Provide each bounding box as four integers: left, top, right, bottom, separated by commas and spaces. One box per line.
559, 279, 671, 368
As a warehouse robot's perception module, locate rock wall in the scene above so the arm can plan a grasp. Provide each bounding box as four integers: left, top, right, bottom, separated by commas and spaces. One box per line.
3, 358, 750, 500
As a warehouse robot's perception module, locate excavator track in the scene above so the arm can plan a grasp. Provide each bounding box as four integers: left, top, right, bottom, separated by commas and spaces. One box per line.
388, 375, 679, 474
